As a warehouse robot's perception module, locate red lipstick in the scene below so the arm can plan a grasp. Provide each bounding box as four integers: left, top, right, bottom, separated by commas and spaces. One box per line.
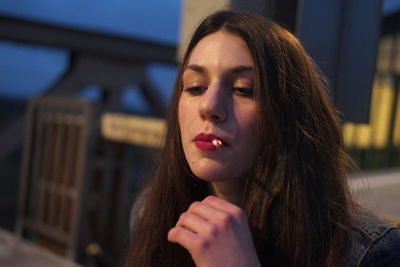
194, 133, 226, 151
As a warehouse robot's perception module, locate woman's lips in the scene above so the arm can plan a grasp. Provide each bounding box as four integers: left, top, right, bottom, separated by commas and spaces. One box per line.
194, 133, 227, 151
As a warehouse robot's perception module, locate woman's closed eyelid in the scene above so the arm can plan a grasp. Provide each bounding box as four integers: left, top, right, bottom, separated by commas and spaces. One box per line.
232, 87, 254, 97
183, 86, 207, 96
183, 85, 254, 97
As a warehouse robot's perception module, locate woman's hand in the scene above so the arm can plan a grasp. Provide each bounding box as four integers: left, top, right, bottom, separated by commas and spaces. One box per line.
167, 196, 261, 267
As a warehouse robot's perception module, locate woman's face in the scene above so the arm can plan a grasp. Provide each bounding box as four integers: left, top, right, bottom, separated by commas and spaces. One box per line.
178, 31, 260, 182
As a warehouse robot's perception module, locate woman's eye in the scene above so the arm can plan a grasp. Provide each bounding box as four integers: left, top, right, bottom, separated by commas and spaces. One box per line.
183, 86, 206, 96
232, 87, 253, 97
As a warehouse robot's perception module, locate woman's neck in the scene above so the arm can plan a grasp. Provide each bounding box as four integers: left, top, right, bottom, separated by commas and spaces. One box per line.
209, 180, 244, 206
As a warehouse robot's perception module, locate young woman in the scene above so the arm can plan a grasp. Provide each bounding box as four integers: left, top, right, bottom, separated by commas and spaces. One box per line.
125, 11, 400, 266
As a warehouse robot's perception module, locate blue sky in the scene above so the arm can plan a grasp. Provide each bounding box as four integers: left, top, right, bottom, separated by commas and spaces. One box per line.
0, 0, 181, 44
0, 0, 181, 112
384, 0, 400, 15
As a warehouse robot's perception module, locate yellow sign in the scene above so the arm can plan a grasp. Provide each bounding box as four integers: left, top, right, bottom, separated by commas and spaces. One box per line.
101, 113, 166, 148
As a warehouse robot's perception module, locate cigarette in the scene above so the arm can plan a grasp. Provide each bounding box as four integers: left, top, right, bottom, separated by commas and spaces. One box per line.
212, 139, 222, 147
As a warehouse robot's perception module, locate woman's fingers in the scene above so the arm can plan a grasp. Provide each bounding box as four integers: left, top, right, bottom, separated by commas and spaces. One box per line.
167, 226, 199, 251
202, 196, 244, 219
187, 201, 225, 222
170, 196, 243, 249
175, 212, 210, 234
188, 196, 245, 224
168, 196, 261, 267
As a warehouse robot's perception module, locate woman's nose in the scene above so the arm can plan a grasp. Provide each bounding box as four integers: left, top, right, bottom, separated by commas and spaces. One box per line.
198, 85, 227, 123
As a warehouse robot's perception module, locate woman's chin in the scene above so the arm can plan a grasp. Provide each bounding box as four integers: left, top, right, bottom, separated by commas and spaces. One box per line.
191, 167, 235, 182
187, 158, 244, 182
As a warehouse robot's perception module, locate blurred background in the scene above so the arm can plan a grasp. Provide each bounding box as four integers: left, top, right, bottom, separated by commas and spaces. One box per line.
0, 0, 399, 266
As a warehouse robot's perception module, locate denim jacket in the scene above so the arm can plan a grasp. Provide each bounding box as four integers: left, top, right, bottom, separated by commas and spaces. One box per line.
344, 205, 400, 266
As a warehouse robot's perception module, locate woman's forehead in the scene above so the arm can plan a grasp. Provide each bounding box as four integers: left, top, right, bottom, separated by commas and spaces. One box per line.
187, 31, 254, 69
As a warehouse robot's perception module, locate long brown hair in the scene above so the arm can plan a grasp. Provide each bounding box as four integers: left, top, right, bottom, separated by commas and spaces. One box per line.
124, 11, 352, 267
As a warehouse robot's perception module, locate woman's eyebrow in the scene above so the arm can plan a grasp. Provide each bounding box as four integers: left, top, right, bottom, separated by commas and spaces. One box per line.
184, 64, 254, 74
231, 65, 255, 73
185, 64, 205, 73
